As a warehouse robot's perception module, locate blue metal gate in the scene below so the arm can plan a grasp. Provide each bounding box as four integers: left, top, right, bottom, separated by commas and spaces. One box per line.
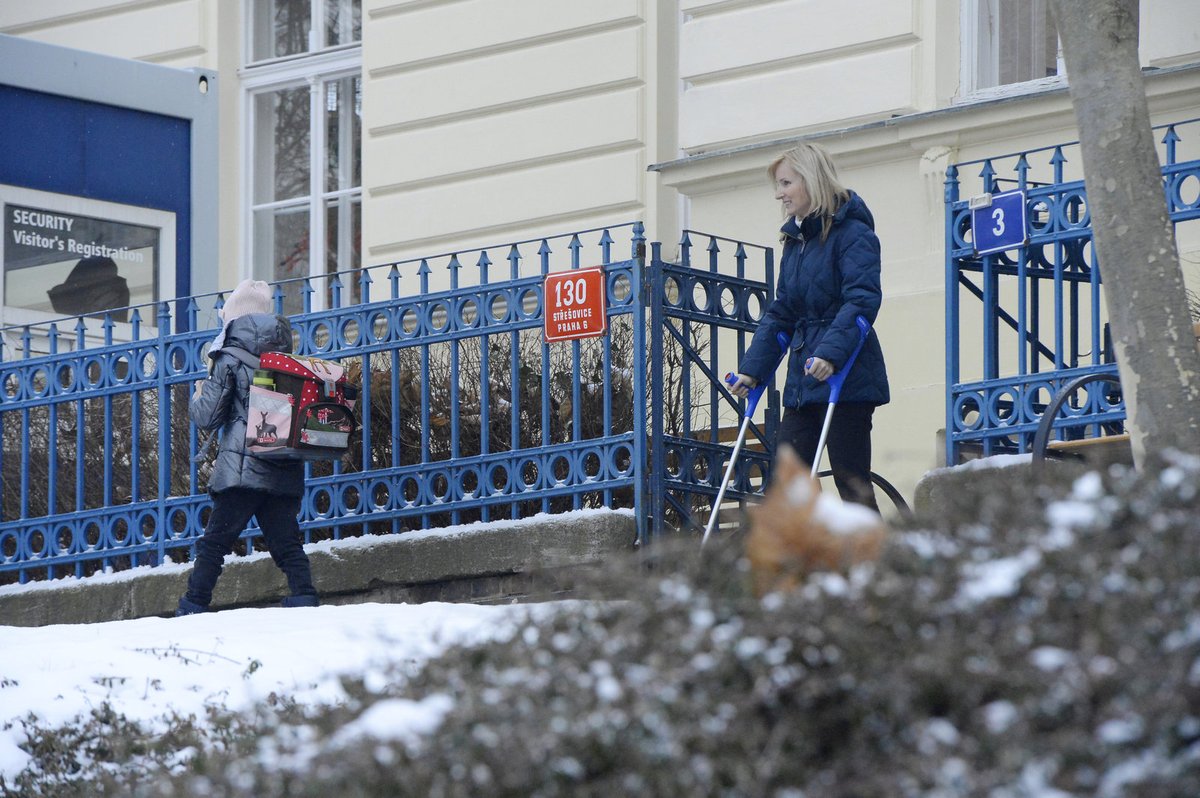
646, 233, 777, 535
944, 117, 1200, 465
0, 223, 778, 584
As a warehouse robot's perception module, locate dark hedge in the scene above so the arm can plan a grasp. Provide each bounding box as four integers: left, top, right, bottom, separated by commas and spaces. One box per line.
6, 452, 1200, 797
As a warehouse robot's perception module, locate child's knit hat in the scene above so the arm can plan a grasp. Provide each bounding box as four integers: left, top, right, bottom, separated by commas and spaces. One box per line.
206, 279, 274, 367
219, 279, 273, 323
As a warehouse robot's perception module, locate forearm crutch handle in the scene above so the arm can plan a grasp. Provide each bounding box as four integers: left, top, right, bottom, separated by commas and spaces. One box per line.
701, 331, 790, 547
809, 315, 871, 479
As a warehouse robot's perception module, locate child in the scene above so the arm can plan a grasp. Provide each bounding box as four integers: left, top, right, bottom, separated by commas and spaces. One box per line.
176, 279, 319, 615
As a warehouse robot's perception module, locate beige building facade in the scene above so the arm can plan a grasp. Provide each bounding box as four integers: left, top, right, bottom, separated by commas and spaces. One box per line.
3, 0, 1200, 501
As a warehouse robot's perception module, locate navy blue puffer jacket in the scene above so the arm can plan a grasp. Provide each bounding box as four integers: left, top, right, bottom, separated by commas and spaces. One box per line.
739, 192, 890, 408
190, 313, 305, 497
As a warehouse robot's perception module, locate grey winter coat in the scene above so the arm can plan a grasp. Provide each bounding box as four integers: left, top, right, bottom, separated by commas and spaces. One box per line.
190, 313, 304, 497
739, 192, 890, 409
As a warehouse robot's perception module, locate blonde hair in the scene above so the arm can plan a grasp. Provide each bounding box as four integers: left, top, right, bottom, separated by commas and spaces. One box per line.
768, 142, 850, 242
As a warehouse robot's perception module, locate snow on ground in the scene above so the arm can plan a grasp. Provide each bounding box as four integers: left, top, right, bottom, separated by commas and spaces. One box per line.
0, 508, 632, 781
0, 601, 540, 781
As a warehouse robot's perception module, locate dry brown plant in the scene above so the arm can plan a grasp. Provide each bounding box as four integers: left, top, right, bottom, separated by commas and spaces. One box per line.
745, 445, 887, 596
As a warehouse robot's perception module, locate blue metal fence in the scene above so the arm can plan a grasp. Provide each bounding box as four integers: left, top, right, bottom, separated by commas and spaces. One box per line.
0, 223, 778, 583
646, 233, 777, 535
944, 117, 1200, 464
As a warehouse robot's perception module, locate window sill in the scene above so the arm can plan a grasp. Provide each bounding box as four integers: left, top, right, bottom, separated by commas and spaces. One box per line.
954, 75, 1068, 105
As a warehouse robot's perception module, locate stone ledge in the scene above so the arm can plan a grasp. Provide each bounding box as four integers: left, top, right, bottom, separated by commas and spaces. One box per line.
913, 455, 1089, 519
0, 510, 637, 628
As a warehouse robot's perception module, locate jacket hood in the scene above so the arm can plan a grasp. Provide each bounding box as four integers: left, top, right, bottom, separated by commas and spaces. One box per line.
216, 313, 293, 358
782, 191, 875, 240
833, 191, 874, 230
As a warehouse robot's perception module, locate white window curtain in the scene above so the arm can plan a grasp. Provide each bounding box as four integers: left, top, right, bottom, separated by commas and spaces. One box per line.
962, 0, 1063, 98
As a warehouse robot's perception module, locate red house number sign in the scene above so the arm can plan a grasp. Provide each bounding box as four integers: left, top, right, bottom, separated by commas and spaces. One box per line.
543, 267, 607, 342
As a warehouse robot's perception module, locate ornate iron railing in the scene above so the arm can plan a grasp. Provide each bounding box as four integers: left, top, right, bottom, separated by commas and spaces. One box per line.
646, 232, 777, 535
0, 223, 779, 583
944, 116, 1200, 464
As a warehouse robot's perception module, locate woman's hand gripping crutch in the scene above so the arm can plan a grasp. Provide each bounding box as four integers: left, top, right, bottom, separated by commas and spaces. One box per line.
701, 332, 789, 547
807, 315, 871, 478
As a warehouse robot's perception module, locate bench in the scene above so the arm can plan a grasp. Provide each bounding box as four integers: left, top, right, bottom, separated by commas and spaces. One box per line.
715, 424, 769, 452
1031, 372, 1126, 471
1045, 431, 1132, 468
1045, 432, 1130, 454
1032, 322, 1199, 470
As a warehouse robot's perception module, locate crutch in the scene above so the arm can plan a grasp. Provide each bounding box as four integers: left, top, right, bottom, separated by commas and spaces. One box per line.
808, 315, 872, 478
701, 331, 790, 547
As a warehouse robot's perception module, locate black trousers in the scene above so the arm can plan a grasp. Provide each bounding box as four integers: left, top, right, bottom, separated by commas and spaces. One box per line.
777, 402, 879, 512
184, 487, 316, 607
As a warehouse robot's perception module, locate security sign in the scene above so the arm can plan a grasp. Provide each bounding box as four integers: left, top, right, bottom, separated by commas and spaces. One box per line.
544, 266, 607, 342
971, 189, 1028, 256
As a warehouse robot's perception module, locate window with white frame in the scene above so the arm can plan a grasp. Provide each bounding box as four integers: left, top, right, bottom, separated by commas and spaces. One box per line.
962, 0, 1063, 98
244, 0, 362, 313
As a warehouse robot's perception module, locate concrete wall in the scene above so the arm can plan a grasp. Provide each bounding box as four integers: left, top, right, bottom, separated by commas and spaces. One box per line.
1143, 0, 1200, 67
0, 0, 219, 67
361, 0, 679, 262
0, 510, 637, 627
678, 0, 926, 151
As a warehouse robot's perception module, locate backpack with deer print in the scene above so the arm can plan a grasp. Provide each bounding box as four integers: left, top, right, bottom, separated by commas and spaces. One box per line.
224, 348, 359, 461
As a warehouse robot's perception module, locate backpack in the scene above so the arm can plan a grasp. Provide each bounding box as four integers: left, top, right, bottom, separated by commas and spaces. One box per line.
224, 347, 360, 461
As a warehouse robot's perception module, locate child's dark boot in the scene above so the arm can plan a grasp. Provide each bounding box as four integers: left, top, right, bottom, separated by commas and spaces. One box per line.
175, 597, 211, 617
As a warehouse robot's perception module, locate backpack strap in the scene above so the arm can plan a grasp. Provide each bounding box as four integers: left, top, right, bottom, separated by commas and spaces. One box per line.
219, 346, 261, 369
191, 431, 218, 464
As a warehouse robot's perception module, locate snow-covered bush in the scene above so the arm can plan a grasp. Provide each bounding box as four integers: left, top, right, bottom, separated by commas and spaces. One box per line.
9, 453, 1200, 797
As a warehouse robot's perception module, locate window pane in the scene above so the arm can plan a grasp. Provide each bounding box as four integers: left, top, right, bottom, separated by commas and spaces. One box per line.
325, 194, 362, 301
974, 0, 1060, 90
254, 87, 311, 204
253, 205, 309, 316
325, 76, 362, 194
326, 0, 362, 48
251, 0, 311, 62
996, 0, 1059, 84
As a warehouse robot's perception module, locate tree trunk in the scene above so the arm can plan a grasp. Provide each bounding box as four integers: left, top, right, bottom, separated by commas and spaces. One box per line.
1049, 0, 1200, 464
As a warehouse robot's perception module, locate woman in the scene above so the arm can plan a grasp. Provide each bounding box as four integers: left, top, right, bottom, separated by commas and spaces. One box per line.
730, 142, 889, 510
